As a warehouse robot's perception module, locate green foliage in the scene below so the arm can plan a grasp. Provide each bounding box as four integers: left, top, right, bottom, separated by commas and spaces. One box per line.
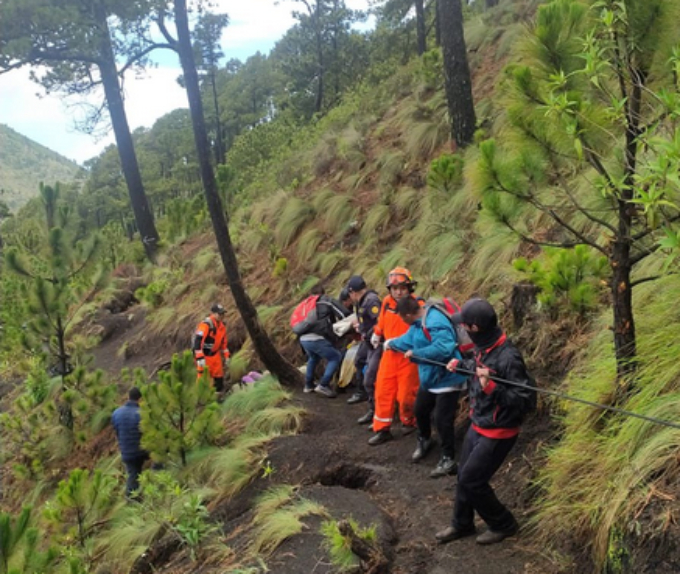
140, 351, 222, 467
536, 274, 680, 569
4, 182, 106, 390
272, 257, 288, 278
137, 471, 218, 561
43, 468, 121, 565
0, 506, 58, 574
427, 154, 464, 195
0, 391, 57, 481
513, 245, 608, 317
321, 518, 377, 572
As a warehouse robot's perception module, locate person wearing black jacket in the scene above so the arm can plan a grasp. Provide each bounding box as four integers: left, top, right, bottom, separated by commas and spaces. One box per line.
436, 298, 536, 546
345, 276, 383, 426
299, 286, 348, 398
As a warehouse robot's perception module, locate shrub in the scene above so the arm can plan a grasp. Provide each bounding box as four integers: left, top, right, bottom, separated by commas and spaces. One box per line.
513, 245, 608, 318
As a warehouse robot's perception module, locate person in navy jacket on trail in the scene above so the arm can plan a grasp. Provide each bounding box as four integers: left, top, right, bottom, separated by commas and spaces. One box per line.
385, 296, 468, 476
436, 298, 536, 546
111, 387, 149, 499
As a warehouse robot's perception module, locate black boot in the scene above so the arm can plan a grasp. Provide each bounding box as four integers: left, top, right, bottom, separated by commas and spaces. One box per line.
412, 436, 433, 463
357, 410, 374, 425
368, 430, 393, 446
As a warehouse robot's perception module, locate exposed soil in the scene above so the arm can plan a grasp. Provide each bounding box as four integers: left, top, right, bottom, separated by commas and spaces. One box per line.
221, 387, 564, 574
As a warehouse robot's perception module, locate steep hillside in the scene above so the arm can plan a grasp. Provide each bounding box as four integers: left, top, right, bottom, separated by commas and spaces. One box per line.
0, 124, 81, 209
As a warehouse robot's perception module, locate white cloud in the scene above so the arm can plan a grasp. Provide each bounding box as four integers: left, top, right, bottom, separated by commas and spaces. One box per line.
0, 0, 371, 164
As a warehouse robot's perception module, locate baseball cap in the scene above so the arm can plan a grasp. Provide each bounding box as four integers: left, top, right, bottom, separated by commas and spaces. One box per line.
211, 303, 226, 315
346, 275, 367, 292
452, 298, 497, 331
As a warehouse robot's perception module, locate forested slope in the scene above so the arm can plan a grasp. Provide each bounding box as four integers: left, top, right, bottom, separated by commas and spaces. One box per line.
1, 0, 680, 573
0, 124, 81, 210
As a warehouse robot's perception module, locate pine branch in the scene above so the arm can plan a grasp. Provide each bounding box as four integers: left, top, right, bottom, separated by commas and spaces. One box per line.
500, 217, 582, 249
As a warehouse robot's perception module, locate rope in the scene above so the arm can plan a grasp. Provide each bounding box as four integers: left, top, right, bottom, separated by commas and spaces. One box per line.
390, 349, 680, 431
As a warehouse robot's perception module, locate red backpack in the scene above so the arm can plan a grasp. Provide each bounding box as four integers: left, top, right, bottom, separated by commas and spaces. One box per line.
422, 297, 475, 357
290, 295, 321, 336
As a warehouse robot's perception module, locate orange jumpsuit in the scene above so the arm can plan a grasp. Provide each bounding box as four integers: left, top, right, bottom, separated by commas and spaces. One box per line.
193, 315, 229, 382
372, 295, 421, 431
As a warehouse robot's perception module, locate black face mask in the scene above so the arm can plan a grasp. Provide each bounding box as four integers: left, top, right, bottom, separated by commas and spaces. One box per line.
468, 325, 503, 351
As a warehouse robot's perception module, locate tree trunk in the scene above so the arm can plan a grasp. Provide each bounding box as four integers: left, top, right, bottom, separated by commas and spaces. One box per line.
610, 249, 636, 391
485, 0, 499, 8
96, 12, 159, 263
172, 0, 303, 387
439, 0, 476, 148
209, 70, 225, 165
415, 0, 427, 55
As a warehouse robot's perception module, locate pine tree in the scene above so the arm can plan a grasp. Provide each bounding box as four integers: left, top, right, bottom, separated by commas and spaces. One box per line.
475, 0, 680, 393
43, 469, 120, 567
140, 351, 222, 467
0, 507, 58, 574
5, 183, 106, 428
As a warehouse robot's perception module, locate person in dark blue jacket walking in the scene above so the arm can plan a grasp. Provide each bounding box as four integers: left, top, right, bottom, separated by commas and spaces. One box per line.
386, 296, 468, 476
111, 387, 149, 499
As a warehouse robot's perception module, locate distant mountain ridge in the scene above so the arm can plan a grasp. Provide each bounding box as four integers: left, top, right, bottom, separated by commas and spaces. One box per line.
0, 124, 81, 210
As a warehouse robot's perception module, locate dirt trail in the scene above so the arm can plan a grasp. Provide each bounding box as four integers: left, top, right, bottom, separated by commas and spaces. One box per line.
264, 387, 560, 574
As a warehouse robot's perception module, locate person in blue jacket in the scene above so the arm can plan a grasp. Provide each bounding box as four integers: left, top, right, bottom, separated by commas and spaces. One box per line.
111, 387, 149, 499
385, 296, 467, 477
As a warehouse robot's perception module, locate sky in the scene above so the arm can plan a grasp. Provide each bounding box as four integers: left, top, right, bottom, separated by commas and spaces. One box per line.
0, 0, 371, 165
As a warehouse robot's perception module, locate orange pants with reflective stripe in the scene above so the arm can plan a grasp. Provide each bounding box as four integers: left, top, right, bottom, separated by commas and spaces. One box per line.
205, 354, 224, 378
373, 351, 419, 432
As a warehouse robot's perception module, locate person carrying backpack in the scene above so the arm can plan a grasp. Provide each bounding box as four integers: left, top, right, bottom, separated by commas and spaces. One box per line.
293, 285, 348, 398
385, 296, 468, 477
192, 303, 230, 394
436, 298, 536, 546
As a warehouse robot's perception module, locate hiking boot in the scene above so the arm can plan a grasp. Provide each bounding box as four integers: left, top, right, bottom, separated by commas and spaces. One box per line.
303, 383, 315, 394
475, 523, 519, 545
411, 437, 433, 463
368, 430, 393, 446
430, 456, 457, 478
357, 410, 374, 425
314, 384, 337, 398
435, 525, 477, 544
347, 392, 368, 405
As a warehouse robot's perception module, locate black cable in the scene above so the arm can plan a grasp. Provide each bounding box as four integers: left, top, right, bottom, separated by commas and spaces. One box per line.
389, 349, 680, 431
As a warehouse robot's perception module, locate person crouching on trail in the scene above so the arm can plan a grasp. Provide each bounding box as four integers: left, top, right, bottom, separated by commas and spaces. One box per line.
368, 267, 421, 446
436, 298, 536, 546
345, 275, 383, 425
193, 303, 230, 394
385, 296, 467, 476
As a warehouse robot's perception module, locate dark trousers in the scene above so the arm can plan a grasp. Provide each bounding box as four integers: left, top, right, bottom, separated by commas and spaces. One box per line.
452, 426, 518, 532
213, 376, 224, 393
123, 455, 148, 498
359, 345, 382, 409
414, 387, 460, 458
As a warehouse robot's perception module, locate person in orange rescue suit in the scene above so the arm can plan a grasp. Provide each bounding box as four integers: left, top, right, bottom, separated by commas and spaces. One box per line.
193, 303, 230, 393
368, 267, 422, 446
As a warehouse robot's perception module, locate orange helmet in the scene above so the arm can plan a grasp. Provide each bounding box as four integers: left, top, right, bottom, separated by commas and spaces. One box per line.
386, 267, 416, 291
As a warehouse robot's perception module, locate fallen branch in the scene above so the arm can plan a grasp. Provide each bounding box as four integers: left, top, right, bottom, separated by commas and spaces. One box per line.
337, 519, 390, 574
